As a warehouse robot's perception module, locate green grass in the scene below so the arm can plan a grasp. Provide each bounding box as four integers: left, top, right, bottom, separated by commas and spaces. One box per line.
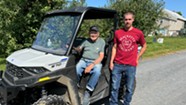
143, 36, 186, 58
1, 36, 186, 70
0, 55, 6, 70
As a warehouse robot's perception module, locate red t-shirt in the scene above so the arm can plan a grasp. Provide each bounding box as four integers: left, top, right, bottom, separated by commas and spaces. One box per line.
114, 27, 146, 66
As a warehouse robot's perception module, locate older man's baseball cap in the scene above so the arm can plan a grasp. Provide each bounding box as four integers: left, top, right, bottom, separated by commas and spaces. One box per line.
89, 26, 99, 32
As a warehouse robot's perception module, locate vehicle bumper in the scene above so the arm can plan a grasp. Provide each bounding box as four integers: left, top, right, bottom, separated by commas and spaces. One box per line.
0, 79, 22, 105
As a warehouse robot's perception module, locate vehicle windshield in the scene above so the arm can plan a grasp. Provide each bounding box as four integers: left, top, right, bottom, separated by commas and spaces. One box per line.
32, 14, 80, 55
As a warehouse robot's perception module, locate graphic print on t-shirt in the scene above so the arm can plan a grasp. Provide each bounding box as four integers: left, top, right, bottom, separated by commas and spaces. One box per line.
119, 35, 135, 52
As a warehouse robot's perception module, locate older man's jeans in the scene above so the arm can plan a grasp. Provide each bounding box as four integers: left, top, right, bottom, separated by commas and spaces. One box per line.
76, 59, 102, 91
110, 63, 136, 105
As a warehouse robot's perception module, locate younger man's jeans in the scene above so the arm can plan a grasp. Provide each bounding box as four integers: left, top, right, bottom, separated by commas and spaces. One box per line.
76, 58, 102, 91
110, 63, 136, 105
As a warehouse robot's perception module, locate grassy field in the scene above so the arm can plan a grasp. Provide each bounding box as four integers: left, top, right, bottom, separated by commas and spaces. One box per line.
1, 36, 186, 70
143, 36, 186, 58
0, 55, 6, 70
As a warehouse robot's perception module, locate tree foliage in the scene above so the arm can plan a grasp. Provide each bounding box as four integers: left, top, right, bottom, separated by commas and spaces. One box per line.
0, 0, 85, 55
176, 11, 182, 16
0, 0, 164, 55
109, 0, 165, 36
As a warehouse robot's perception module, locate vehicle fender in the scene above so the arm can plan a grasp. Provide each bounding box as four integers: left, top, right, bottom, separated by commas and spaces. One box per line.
57, 75, 80, 105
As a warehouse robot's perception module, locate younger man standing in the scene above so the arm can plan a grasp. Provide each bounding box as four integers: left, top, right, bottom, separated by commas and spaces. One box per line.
109, 11, 147, 105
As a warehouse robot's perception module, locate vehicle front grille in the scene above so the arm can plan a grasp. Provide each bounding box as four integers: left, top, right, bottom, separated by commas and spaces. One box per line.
5, 62, 31, 79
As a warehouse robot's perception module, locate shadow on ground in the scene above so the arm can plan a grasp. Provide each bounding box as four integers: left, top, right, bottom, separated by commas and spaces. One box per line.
91, 97, 123, 105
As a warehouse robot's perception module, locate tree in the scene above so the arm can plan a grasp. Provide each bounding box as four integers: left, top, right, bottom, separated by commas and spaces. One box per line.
0, 0, 85, 55
108, 0, 165, 36
176, 11, 182, 16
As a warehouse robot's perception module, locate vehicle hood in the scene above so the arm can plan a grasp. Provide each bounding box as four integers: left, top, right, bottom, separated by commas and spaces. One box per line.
6, 48, 69, 71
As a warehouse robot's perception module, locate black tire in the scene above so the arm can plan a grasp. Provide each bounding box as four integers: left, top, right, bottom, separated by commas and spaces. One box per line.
33, 95, 68, 105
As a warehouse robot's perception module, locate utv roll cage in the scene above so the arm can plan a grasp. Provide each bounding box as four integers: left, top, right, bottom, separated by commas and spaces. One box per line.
0, 6, 118, 105
45, 6, 117, 55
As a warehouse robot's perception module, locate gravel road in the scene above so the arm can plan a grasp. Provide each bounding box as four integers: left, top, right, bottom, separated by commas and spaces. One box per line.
93, 50, 186, 105
131, 50, 186, 105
